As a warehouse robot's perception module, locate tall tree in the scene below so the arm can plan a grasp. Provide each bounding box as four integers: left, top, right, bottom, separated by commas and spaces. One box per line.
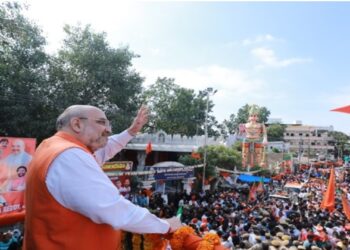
267, 123, 286, 141
329, 131, 349, 159
221, 113, 236, 138
0, 2, 52, 141
178, 144, 242, 187
222, 104, 271, 134
142, 78, 220, 136
49, 25, 143, 133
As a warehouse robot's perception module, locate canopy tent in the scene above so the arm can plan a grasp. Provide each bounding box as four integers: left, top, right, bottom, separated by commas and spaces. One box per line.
238, 174, 270, 183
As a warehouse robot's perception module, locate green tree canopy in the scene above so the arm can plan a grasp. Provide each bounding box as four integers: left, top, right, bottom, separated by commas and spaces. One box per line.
221, 104, 271, 136
142, 77, 220, 136
49, 24, 144, 133
267, 123, 286, 141
178, 144, 242, 180
0, 2, 52, 141
329, 131, 350, 158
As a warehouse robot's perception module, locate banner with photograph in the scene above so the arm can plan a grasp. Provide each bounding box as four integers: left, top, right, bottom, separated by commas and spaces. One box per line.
0, 137, 36, 220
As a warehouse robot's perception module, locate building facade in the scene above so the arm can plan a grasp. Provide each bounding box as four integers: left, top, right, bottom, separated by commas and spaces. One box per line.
283, 124, 334, 159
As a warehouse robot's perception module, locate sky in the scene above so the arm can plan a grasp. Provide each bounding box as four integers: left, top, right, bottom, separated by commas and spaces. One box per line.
21, 0, 350, 134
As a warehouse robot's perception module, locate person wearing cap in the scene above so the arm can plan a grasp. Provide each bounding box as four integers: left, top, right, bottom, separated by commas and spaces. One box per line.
24, 105, 182, 250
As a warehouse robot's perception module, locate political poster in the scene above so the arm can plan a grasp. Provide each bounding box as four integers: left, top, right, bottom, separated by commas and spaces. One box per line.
0, 137, 36, 217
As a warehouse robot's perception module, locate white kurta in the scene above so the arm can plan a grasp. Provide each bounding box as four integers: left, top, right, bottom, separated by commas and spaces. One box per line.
46, 130, 170, 234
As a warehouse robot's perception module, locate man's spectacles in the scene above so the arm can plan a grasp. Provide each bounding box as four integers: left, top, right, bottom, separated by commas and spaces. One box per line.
78, 117, 112, 129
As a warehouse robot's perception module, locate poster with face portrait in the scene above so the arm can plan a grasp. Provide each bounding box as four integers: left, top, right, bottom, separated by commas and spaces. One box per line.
0, 137, 36, 215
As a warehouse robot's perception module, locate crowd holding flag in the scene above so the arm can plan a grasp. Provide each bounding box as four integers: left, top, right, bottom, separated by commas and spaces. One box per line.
320, 167, 336, 212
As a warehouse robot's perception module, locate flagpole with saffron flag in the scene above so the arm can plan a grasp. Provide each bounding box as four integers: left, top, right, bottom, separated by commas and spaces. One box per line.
320, 167, 336, 212
145, 141, 152, 155
342, 193, 350, 220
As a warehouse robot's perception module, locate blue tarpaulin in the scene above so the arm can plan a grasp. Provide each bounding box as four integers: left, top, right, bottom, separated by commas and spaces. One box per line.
238, 174, 270, 183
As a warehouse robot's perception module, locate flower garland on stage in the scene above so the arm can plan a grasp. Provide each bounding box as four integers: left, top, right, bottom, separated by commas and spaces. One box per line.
169, 225, 196, 250
132, 225, 225, 250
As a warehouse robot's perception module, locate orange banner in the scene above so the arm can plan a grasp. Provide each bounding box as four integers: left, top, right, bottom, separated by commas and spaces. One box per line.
0, 136, 36, 222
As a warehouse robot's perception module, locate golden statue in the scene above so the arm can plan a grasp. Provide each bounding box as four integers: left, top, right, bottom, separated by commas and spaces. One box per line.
239, 105, 267, 168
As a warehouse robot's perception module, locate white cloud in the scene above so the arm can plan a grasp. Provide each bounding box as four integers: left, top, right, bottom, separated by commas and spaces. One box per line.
140, 65, 264, 94
138, 65, 286, 121
251, 47, 312, 69
242, 34, 279, 46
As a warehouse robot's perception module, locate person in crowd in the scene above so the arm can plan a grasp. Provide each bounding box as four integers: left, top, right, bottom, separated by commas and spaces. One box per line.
24, 105, 181, 250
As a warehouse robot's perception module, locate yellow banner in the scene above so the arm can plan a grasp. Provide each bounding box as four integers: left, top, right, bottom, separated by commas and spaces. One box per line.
102, 161, 133, 171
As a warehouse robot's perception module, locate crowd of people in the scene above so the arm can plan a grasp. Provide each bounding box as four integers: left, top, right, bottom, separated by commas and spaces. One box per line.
119, 165, 350, 250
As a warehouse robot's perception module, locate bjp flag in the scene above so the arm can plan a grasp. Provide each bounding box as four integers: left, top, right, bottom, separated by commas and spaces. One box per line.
191, 151, 201, 160
145, 141, 152, 155
342, 194, 350, 220
320, 167, 336, 212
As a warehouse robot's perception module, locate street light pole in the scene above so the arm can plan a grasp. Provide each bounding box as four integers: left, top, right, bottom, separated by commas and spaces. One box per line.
202, 87, 216, 192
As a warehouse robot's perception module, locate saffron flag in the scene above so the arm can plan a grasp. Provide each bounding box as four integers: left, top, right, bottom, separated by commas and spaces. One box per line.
191, 151, 201, 160
249, 183, 257, 201
320, 167, 336, 212
331, 105, 350, 114
342, 194, 350, 220
145, 141, 152, 155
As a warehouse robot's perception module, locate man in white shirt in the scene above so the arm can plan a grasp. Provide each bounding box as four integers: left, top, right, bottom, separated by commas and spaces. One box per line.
24, 104, 181, 249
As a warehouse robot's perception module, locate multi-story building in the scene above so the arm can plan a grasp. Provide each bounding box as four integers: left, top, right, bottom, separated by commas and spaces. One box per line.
283, 123, 334, 159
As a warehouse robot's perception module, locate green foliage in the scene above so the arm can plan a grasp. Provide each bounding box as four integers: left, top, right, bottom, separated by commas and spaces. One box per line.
0, 2, 53, 141
142, 78, 220, 136
271, 147, 281, 153
329, 131, 350, 158
0, 3, 145, 141
178, 145, 242, 179
49, 25, 143, 133
267, 123, 286, 141
178, 154, 201, 166
221, 113, 235, 138
222, 104, 271, 134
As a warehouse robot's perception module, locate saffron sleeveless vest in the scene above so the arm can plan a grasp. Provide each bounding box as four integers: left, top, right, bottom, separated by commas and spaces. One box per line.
24, 131, 121, 250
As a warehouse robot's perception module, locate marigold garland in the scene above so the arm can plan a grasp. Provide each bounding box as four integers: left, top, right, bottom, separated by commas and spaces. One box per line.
197, 233, 222, 250
144, 226, 223, 250
169, 226, 196, 250
144, 234, 167, 250
132, 234, 142, 250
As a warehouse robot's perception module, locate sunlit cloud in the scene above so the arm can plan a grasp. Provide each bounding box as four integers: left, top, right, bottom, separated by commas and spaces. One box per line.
251, 47, 313, 69
140, 65, 265, 95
